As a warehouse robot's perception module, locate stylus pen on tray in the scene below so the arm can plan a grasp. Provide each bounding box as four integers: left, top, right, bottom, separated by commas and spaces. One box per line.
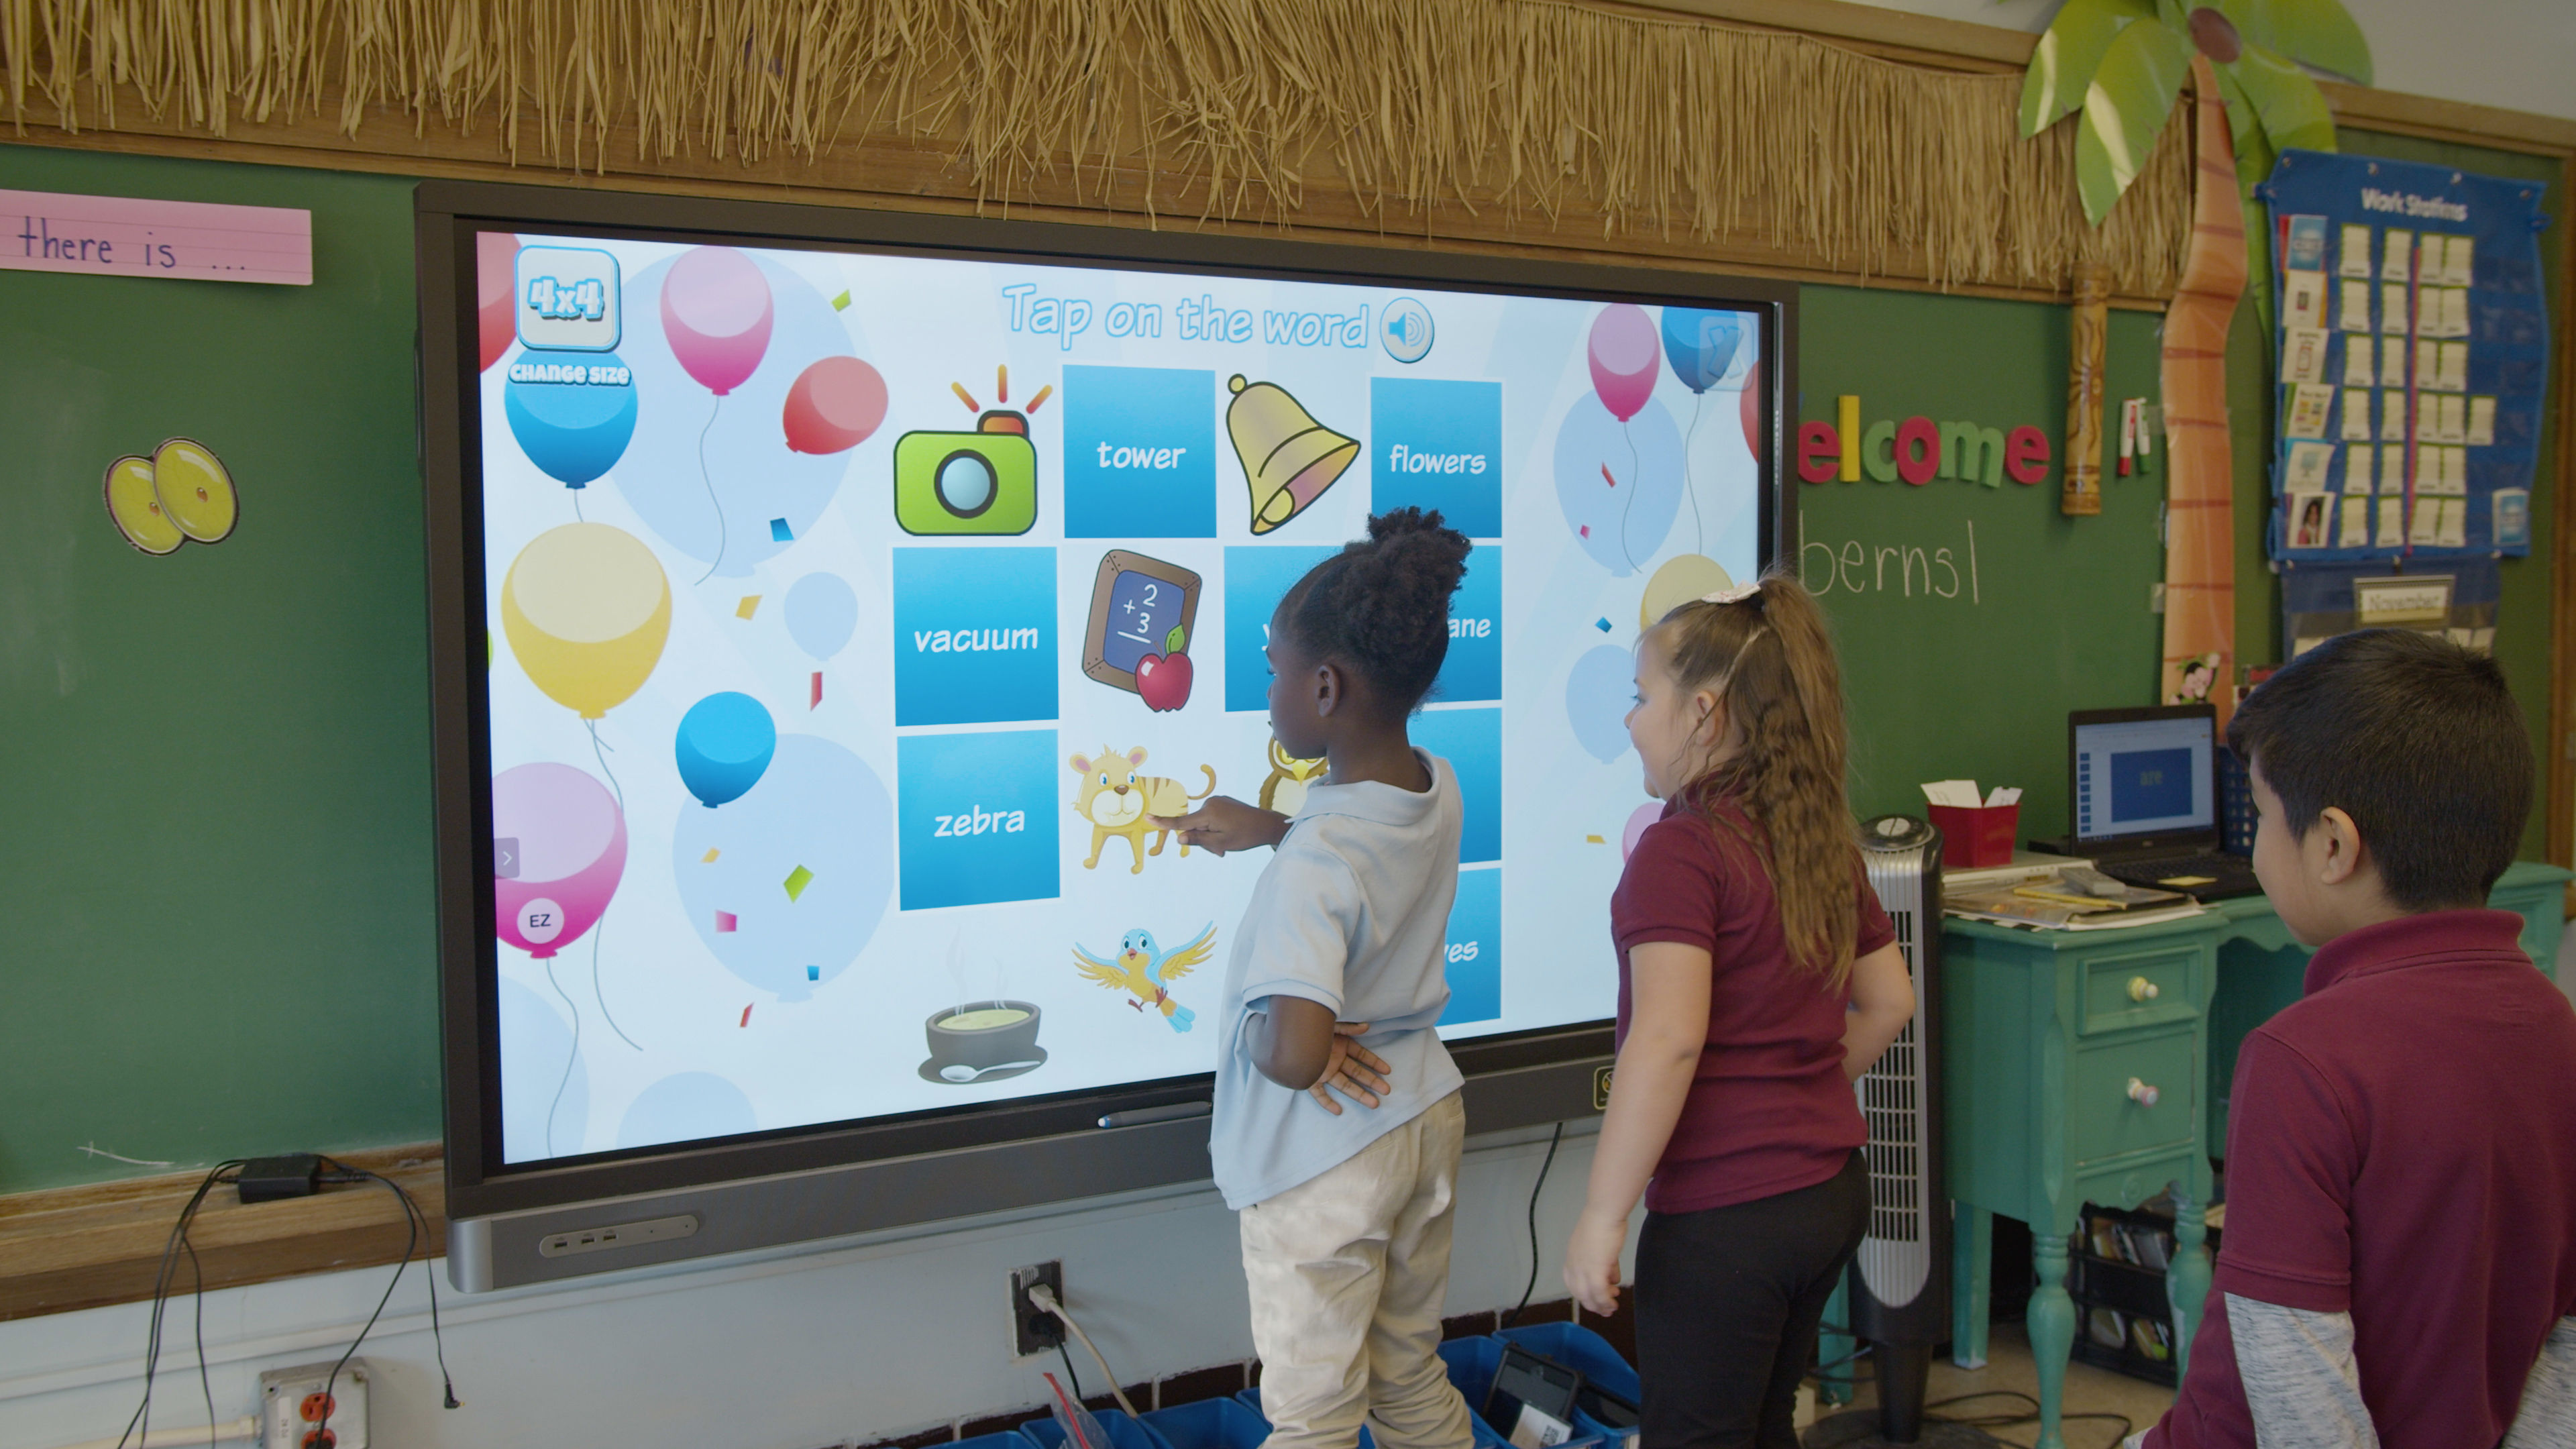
1097, 1102, 1213, 1130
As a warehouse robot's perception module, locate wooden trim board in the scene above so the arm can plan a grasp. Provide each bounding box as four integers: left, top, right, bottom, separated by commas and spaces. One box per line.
0, 1145, 444, 1322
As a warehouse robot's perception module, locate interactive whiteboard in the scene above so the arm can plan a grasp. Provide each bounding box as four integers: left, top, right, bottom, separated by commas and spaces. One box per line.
465, 219, 1774, 1169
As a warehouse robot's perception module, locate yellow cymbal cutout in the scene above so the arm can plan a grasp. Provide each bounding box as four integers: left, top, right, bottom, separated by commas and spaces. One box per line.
151, 438, 238, 543
104, 455, 184, 555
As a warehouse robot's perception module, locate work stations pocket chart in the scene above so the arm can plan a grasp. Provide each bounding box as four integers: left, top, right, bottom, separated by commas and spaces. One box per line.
2260, 150, 2550, 564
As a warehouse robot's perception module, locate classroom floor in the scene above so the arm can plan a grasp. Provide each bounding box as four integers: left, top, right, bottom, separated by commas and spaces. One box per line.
1807, 1323, 2174, 1449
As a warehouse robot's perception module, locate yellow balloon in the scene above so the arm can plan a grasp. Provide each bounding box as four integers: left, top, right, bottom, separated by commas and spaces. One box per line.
501, 523, 671, 719
152, 437, 238, 543
1640, 553, 1737, 630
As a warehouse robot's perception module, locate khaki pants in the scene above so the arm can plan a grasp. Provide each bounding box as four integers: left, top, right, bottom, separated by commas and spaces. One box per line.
1240, 1092, 1472, 1449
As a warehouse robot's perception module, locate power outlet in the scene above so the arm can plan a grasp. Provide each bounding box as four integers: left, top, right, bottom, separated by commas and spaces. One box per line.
257, 1360, 369, 1449
1009, 1260, 1067, 1357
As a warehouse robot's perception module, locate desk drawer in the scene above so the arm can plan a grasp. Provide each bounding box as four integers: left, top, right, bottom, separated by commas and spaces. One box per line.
2071, 1033, 2199, 1167
2079, 947, 2198, 1036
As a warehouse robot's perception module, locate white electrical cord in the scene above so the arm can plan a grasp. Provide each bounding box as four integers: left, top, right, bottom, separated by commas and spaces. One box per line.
1027, 1283, 1140, 1419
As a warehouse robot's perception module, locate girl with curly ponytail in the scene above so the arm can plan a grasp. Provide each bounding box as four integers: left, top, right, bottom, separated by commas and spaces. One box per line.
1561, 570, 1917, 1445
1160, 508, 1487, 1449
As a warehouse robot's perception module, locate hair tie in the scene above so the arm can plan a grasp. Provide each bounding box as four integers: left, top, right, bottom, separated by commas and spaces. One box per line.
1699, 582, 1762, 606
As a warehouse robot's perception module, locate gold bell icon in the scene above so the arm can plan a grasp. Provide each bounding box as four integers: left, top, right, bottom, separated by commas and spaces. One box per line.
1228, 375, 1359, 535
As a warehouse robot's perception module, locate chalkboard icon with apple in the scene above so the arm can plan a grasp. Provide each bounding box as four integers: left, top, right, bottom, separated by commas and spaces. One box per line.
1080, 549, 1201, 712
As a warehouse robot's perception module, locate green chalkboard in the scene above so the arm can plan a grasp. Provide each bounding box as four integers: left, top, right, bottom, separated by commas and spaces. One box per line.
1797, 285, 2169, 842
0, 144, 438, 1193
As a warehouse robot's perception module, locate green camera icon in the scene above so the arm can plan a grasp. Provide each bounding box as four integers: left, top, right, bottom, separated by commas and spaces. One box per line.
893, 412, 1038, 536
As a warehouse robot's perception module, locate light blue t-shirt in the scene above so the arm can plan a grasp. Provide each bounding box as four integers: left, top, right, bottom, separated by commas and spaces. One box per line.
1209, 751, 1467, 1210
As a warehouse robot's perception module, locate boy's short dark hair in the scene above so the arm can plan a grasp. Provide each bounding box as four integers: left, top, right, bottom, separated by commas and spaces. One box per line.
2228, 629, 2530, 910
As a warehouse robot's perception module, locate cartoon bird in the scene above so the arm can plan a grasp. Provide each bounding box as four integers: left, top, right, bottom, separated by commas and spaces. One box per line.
1072, 925, 1216, 1032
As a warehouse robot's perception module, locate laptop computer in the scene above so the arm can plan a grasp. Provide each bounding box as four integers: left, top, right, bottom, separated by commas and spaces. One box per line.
2067, 704, 2266, 900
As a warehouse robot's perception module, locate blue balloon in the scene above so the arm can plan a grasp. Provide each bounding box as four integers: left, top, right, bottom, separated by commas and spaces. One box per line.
616, 1072, 757, 1151
784, 573, 859, 661
1566, 645, 1637, 763
672, 734, 893, 1002
505, 350, 639, 486
675, 692, 777, 808
1660, 309, 1743, 395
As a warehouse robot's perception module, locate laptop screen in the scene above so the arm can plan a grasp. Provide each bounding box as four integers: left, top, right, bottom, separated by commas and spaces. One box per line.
2073, 709, 2216, 845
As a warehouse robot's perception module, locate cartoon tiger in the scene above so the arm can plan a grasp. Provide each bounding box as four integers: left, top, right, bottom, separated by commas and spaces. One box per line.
1069, 746, 1216, 873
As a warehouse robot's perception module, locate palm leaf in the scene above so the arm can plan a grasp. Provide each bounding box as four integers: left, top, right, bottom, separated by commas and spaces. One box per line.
2259, 0, 2373, 83
2076, 17, 2193, 224
2021, 0, 2158, 137
2228, 43, 2340, 156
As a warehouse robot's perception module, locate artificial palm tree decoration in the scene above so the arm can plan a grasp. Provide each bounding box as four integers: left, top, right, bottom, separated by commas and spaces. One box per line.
2021, 0, 2371, 225
2017, 0, 2373, 725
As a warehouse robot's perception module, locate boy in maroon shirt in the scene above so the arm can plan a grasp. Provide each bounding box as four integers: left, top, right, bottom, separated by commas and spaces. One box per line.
2141, 630, 2576, 1448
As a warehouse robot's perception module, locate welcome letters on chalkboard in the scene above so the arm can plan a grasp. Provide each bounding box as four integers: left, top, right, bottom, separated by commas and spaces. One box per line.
1793, 396, 2053, 490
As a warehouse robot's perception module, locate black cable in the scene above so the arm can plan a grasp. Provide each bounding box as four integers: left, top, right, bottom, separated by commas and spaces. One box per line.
305, 1160, 463, 1448
185, 1234, 217, 1449
115, 1161, 245, 1449
1057, 1340, 1086, 1405
1503, 1122, 1565, 1329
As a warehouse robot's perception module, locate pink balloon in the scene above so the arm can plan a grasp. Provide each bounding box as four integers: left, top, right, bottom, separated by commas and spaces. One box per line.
1621, 802, 1664, 861
660, 247, 774, 396
782, 356, 888, 455
1738, 360, 1762, 459
492, 763, 627, 959
1587, 304, 1660, 423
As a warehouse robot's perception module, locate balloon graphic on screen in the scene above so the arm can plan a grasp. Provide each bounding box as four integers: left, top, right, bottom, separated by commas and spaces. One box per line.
1621, 802, 1662, 861
1566, 645, 1636, 763
504, 351, 638, 486
501, 523, 671, 718
785, 574, 859, 661
498, 977, 588, 1161
782, 356, 888, 455
1660, 308, 1742, 395
1587, 304, 1660, 423
1739, 360, 1763, 458
618, 252, 857, 579
675, 692, 778, 808
1552, 391, 1685, 576
660, 247, 773, 397
616, 1072, 759, 1150
477, 232, 521, 373
492, 761, 627, 959
673, 734, 894, 1002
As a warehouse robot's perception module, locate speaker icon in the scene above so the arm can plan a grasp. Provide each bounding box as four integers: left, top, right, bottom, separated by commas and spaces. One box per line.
1382, 297, 1436, 364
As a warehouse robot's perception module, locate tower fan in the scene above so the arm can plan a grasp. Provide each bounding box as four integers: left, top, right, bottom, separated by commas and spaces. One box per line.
1849, 814, 1950, 1440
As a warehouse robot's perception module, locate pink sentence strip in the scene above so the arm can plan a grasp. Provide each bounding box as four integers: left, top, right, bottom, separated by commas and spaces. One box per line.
1, 188, 312, 285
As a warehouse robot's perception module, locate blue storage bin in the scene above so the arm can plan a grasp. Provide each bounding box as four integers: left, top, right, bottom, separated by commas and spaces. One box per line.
1022, 1407, 1173, 1449
1436, 1335, 1504, 1411
1232, 1378, 1524, 1449
1143, 1397, 1271, 1449
959, 1435, 1040, 1449
1492, 1324, 1639, 1405
1494, 1324, 1636, 1448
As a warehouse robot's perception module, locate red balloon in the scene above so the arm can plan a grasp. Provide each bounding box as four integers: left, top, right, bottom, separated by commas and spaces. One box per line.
1739, 360, 1762, 459
782, 356, 889, 455
476, 232, 519, 373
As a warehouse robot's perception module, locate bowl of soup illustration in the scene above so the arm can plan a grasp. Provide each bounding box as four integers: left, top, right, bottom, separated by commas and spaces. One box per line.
924, 999, 1044, 1072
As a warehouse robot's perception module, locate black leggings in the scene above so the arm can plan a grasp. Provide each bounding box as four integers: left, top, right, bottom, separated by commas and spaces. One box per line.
1631, 1149, 1870, 1449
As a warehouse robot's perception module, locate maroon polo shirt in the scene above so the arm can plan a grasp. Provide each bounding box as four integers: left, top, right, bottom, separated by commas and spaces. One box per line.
1609, 791, 1894, 1215
2149, 909, 2576, 1448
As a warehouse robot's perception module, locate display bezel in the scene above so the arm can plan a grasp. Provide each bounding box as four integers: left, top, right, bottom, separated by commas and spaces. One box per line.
420, 180, 1793, 1222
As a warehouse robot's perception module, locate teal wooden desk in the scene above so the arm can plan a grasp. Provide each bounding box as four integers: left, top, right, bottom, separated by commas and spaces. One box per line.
1941, 860, 2567, 1449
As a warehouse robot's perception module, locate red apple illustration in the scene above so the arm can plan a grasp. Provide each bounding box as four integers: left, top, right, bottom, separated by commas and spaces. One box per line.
1134, 651, 1193, 712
